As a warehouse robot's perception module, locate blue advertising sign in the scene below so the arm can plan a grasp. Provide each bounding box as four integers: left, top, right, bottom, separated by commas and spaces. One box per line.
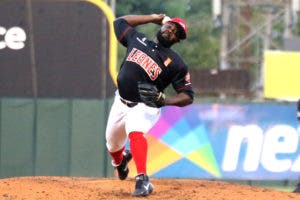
129, 103, 300, 180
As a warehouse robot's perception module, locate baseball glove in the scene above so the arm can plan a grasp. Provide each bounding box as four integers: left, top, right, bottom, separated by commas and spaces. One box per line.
138, 82, 165, 108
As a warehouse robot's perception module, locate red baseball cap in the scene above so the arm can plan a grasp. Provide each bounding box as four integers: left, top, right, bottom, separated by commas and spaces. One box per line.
166, 17, 188, 40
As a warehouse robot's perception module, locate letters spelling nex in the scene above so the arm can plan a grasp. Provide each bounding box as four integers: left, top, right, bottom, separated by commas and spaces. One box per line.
222, 124, 300, 173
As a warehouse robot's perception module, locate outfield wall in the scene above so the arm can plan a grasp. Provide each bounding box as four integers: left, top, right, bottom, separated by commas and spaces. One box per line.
0, 0, 116, 98
0, 98, 299, 181
0, 98, 114, 178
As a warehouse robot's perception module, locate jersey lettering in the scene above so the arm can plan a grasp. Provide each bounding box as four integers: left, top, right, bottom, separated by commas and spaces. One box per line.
126, 48, 162, 80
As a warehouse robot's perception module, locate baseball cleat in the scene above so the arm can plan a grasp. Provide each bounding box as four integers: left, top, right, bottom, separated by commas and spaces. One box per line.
131, 174, 154, 197
115, 149, 132, 180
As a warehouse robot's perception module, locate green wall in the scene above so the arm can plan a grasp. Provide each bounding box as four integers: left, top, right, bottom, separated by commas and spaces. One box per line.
0, 98, 114, 178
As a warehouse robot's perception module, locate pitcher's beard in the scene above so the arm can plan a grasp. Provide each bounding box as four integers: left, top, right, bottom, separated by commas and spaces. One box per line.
156, 30, 175, 48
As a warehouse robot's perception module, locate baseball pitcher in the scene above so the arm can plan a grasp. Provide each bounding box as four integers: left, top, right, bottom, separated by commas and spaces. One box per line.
105, 13, 194, 197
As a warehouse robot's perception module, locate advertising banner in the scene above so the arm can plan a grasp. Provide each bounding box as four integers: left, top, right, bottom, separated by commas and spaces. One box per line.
128, 103, 300, 180
264, 50, 300, 100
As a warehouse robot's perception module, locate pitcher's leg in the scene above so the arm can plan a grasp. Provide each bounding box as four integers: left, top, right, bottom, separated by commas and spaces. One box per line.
129, 131, 148, 175
105, 94, 131, 180
125, 104, 160, 196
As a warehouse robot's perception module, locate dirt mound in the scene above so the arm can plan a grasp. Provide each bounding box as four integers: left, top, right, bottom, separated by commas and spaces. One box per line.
0, 176, 299, 200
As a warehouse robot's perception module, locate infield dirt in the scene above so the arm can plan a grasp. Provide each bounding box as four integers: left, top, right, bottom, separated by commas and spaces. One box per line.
0, 176, 299, 200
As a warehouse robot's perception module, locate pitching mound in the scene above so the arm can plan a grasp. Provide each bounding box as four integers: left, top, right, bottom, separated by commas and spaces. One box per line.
0, 176, 299, 200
